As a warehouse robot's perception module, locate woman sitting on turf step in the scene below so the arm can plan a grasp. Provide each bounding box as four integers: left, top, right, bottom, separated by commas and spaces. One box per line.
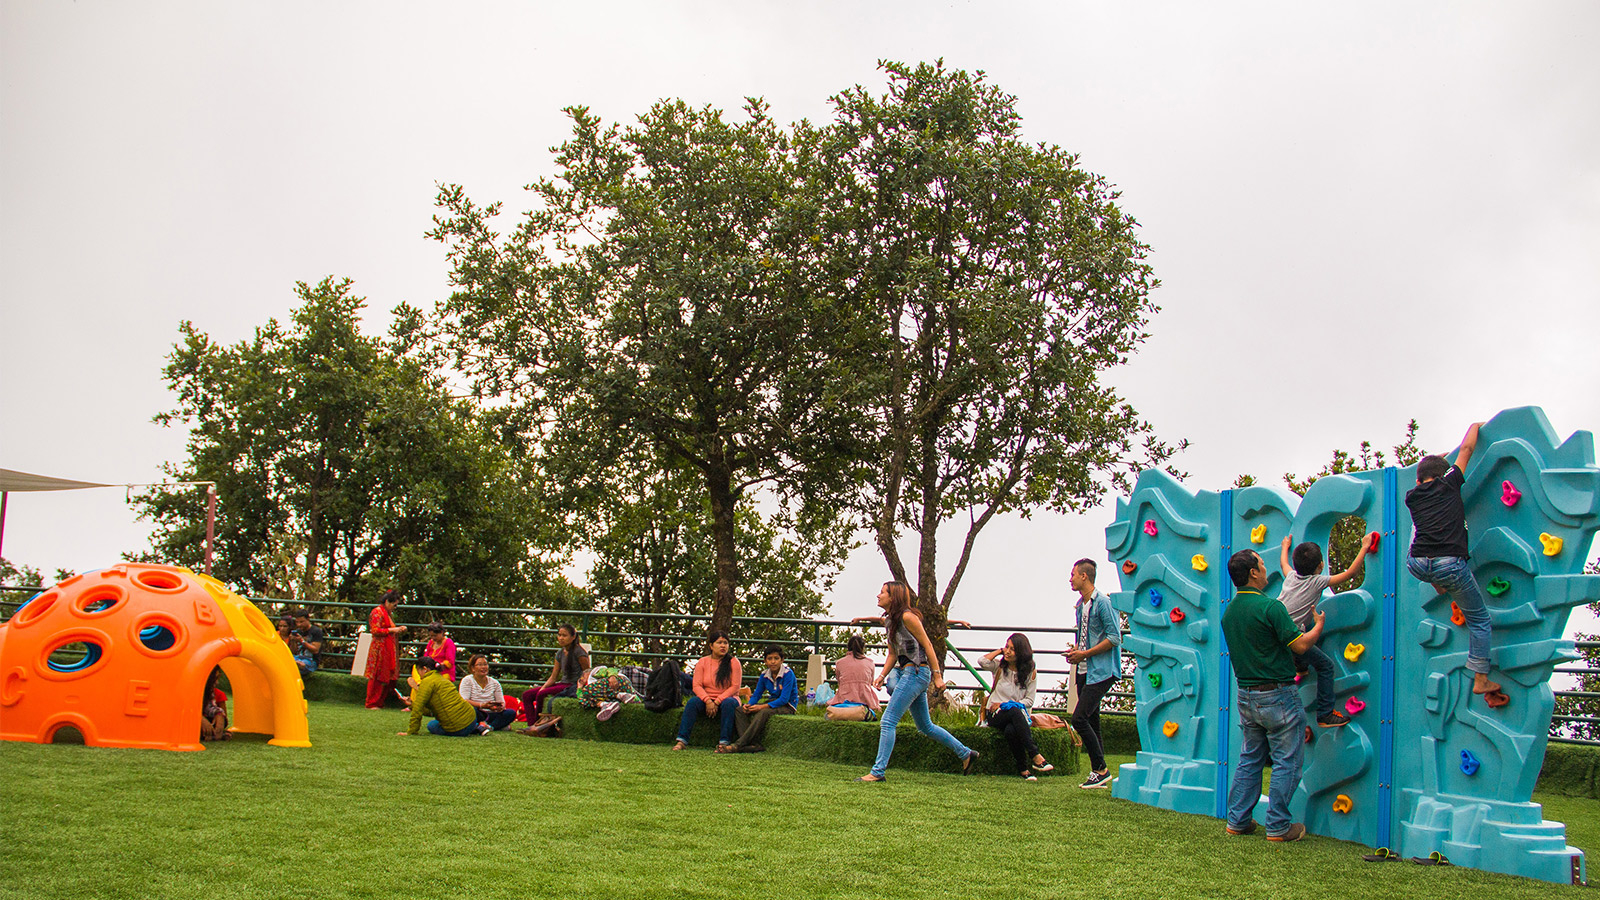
979, 634, 1053, 780
726, 645, 798, 752
856, 582, 978, 782
459, 655, 518, 731
520, 623, 590, 731
672, 631, 744, 751
825, 634, 882, 721
400, 656, 490, 737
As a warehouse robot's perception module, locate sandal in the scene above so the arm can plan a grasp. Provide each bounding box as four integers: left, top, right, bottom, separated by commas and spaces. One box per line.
670, 740, 687, 751
854, 774, 887, 782
962, 750, 980, 775
1410, 851, 1452, 866
1361, 847, 1401, 862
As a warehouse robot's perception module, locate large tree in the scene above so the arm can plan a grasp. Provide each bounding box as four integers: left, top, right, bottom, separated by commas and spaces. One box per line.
818, 61, 1177, 642
135, 278, 553, 615
428, 100, 867, 633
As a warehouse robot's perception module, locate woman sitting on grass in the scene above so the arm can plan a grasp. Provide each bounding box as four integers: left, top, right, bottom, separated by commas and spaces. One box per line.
672, 630, 743, 751
856, 582, 978, 782
825, 635, 881, 721
459, 655, 518, 731
519, 623, 590, 731
979, 633, 1053, 781
399, 657, 489, 737
726, 645, 798, 753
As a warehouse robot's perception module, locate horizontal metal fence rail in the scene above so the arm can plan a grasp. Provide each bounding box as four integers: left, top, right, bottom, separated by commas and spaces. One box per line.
9, 584, 1598, 735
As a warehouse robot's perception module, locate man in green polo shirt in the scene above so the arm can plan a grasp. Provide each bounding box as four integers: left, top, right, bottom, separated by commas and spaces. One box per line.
1220, 549, 1325, 842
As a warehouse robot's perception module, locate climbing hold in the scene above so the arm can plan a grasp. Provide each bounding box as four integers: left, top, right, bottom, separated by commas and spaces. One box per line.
1148, 673, 1162, 689
1344, 642, 1365, 662
1169, 608, 1185, 624
1501, 481, 1521, 507
1450, 602, 1465, 626
1294, 672, 1303, 684
1460, 750, 1480, 775
1143, 520, 1159, 537
1304, 725, 1314, 744
1122, 559, 1137, 576
1366, 531, 1381, 554
1541, 533, 1563, 556
1162, 720, 1179, 738
1486, 577, 1511, 597
1332, 794, 1353, 814
1345, 696, 1366, 715
1191, 554, 1208, 572
1148, 588, 1162, 608
1250, 524, 1267, 544
1484, 690, 1510, 709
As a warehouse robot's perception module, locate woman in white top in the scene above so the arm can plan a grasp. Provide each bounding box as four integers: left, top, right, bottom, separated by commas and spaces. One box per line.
979, 633, 1054, 781
459, 655, 517, 731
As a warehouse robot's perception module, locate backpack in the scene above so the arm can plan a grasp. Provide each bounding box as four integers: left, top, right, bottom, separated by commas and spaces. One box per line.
643, 658, 684, 712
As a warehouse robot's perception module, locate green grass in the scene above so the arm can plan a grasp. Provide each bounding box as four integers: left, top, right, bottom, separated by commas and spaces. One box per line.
1, 702, 1596, 899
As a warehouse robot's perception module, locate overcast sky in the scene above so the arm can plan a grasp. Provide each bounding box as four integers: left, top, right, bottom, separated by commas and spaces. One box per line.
3, 2, 1598, 641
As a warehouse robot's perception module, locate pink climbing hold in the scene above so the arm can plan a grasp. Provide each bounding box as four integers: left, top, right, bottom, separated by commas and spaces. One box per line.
1143, 520, 1159, 537
1169, 608, 1185, 624
1345, 696, 1365, 715
1501, 480, 1521, 507
1365, 531, 1381, 554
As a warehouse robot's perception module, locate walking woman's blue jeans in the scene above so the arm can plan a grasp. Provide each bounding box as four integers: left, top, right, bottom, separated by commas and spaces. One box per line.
1407, 555, 1492, 674
870, 665, 973, 777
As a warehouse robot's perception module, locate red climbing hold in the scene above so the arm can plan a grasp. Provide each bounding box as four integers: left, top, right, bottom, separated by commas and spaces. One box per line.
1484, 690, 1510, 709
1169, 608, 1185, 624
1366, 531, 1381, 554
1122, 560, 1137, 575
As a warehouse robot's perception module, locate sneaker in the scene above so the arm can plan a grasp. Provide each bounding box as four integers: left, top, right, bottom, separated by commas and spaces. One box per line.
1079, 769, 1112, 789
1267, 823, 1307, 842
597, 700, 621, 722
1226, 819, 1259, 836
1031, 760, 1054, 774
1022, 772, 1038, 782
1317, 710, 1350, 728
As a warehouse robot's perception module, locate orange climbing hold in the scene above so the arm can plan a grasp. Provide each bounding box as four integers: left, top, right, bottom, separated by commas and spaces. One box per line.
1332, 794, 1353, 814
0, 564, 310, 751
1162, 720, 1179, 738
1451, 602, 1466, 626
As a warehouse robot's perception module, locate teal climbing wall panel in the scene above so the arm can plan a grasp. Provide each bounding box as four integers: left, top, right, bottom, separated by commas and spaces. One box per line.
1107, 407, 1596, 885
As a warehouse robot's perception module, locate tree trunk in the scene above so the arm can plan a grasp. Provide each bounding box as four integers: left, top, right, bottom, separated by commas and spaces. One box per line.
704, 444, 739, 636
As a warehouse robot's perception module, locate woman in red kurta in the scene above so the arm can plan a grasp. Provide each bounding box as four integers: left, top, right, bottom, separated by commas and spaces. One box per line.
364, 590, 408, 709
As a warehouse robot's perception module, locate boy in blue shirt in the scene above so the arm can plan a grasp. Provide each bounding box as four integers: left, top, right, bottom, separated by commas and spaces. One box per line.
1065, 558, 1122, 789
727, 646, 798, 753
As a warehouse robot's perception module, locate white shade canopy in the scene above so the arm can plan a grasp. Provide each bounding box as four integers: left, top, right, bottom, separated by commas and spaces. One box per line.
0, 468, 112, 493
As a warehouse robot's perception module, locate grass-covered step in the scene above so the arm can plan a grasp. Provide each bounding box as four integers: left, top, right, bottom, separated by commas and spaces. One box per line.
549, 698, 1080, 777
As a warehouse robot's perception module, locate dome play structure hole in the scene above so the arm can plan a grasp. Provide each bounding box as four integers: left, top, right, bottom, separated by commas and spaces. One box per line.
0, 563, 311, 751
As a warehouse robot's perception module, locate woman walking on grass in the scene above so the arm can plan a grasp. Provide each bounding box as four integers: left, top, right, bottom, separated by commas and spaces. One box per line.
855, 582, 978, 782
672, 630, 743, 751
979, 634, 1054, 781
364, 590, 408, 709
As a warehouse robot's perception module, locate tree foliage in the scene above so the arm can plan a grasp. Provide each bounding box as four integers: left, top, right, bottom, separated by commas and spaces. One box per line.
134, 278, 554, 623
817, 61, 1176, 640
428, 99, 866, 634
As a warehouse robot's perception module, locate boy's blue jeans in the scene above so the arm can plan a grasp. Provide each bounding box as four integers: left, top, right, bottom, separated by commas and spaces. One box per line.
1293, 643, 1336, 718
676, 696, 739, 744
870, 665, 973, 777
1226, 685, 1305, 837
1406, 556, 1492, 674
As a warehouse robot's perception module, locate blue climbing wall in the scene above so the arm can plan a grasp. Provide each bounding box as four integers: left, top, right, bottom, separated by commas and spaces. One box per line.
1107, 407, 1597, 885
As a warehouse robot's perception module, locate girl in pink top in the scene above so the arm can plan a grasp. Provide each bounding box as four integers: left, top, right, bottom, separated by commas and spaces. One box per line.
424, 621, 458, 681
671, 631, 744, 750
826, 634, 882, 721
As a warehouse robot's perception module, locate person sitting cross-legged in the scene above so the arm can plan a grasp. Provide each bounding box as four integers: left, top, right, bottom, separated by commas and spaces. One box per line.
726, 645, 797, 753
399, 656, 489, 738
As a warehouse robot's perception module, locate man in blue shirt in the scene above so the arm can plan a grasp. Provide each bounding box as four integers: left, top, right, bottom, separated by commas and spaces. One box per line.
1065, 558, 1122, 788
728, 646, 798, 753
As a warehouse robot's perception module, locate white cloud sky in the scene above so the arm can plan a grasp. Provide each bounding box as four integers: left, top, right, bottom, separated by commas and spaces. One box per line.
3, 1, 1598, 642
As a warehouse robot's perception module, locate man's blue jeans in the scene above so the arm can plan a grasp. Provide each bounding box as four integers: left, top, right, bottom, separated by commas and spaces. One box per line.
870, 665, 973, 777
1407, 555, 1492, 674
676, 696, 739, 744
426, 719, 481, 736
1226, 685, 1305, 837
1293, 643, 1336, 718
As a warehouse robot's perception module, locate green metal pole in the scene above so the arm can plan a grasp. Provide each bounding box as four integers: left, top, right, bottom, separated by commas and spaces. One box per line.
945, 644, 990, 692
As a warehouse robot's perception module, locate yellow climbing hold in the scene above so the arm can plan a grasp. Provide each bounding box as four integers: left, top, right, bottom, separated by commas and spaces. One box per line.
1162, 720, 1180, 738
1344, 642, 1365, 662
1333, 794, 1353, 814
1192, 554, 1208, 572
1540, 533, 1564, 556
1250, 524, 1267, 544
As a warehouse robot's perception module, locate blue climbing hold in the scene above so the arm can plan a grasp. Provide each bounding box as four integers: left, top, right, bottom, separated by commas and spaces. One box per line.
1460, 750, 1480, 776
1148, 588, 1162, 608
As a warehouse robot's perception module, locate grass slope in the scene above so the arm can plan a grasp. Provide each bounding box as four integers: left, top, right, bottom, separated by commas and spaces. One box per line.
0, 701, 1594, 900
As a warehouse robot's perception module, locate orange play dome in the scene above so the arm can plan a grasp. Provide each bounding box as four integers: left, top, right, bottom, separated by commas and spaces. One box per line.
0, 563, 311, 751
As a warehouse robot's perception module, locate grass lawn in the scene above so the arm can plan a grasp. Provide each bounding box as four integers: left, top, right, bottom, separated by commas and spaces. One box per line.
1, 701, 1594, 899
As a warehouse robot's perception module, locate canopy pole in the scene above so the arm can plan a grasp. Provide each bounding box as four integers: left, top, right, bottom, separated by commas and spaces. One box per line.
204, 486, 216, 576
0, 491, 8, 560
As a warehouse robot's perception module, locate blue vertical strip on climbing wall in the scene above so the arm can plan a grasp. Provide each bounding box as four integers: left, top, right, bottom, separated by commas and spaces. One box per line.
1214, 489, 1234, 819
1378, 466, 1398, 848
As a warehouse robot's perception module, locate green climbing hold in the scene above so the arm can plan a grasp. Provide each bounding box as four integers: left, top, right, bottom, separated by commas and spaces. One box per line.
1487, 577, 1512, 597
1148, 673, 1162, 688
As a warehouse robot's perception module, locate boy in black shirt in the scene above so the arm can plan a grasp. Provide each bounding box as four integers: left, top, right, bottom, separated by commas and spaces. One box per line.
1405, 421, 1501, 699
